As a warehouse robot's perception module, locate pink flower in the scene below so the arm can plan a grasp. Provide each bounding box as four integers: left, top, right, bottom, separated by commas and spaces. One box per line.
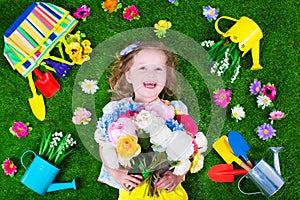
72, 107, 92, 125
145, 101, 175, 120
9, 122, 30, 138
175, 114, 198, 135
73, 5, 90, 19
192, 140, 199, 154
118, 111, 138, 118
269, 111, 284, 124
123, 5, 140, 21
2, 158, 17, 177
213, 89, 232, 108
262, 84, 276, 101
108, 118, 137, 146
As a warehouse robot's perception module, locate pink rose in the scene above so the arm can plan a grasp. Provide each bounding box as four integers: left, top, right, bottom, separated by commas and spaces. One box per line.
108, 118, 137, 146
145, 101, 175, 120
175, 114, 198, 135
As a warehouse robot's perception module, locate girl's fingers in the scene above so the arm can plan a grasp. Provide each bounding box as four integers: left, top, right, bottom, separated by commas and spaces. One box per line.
126, 175, 142, 185
121, 184, 130, 192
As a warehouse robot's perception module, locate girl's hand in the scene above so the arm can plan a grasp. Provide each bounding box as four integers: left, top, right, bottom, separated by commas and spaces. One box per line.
106, 167, 143, 192
156, 170, 185, 192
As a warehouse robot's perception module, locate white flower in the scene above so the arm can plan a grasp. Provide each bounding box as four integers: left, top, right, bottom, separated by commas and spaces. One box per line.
166, 131, 194, 161
173, 160, 191, 176
150, 125, 173, 148
135, 110, 153, 129
230, 65, 241, 83
231, 105, 246, 122
80, 79, 99, 94
54, 131, 63, 137
194, 132, 207, 153
257, 95, 271, 109
201, 40, 215, 48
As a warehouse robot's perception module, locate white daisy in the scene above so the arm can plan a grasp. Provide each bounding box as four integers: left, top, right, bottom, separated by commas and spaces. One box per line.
231, 105, 246, 122
80, 79, 99, 94
257, 94, 271, 109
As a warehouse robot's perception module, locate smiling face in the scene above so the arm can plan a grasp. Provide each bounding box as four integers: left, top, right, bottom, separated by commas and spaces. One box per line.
125, 49, 167, 103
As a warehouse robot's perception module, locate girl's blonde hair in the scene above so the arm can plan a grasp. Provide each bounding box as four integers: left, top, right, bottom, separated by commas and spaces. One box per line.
108, 41, 178, 100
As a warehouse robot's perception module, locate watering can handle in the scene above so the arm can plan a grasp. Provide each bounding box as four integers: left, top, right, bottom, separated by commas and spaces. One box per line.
215, 16, 239, 36
20, 150, 37, 170
237, 175, 262, 195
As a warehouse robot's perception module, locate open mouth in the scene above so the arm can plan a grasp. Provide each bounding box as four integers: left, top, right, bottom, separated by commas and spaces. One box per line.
143, 81, 157, 89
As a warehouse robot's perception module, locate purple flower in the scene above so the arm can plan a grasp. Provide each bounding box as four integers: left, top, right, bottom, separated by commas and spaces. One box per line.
262, 84, 276, 101
203, 5, 219, 21
73, 5, 90, 20
256, 123, 276, 140
249, 80, 261, 95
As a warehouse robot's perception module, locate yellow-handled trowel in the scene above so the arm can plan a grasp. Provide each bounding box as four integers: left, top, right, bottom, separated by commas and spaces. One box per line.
27, 72, 46, 121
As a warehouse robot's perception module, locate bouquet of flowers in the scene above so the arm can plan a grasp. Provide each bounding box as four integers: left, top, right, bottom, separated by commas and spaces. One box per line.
39, 131, 77, 166
97, 101, 206, 197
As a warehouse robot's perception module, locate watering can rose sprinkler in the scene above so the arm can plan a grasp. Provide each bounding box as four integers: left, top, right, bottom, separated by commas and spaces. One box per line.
214, 16, 263, 70
20, 131, 77, 196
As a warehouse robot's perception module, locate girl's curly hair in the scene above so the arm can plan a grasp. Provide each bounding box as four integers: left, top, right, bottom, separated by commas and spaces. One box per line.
108, 41, 179, 100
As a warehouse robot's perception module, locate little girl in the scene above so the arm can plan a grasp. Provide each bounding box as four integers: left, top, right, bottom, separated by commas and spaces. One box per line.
94, 41, 207, 200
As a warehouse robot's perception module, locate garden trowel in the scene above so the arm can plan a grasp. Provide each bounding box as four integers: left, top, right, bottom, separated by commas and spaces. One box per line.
213, 136, 251, 171
208, 164, 248, 182
28, 72, 45, 121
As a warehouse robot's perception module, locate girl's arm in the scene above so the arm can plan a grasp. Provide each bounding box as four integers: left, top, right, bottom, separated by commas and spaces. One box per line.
99, 146, 143, 191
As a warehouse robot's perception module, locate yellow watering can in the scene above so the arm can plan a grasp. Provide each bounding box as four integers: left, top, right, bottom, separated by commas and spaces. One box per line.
215, 16, 263, 70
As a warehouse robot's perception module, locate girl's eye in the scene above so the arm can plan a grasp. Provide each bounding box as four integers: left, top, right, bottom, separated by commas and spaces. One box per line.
139, 66, 146, 70
155, 67, 163, 71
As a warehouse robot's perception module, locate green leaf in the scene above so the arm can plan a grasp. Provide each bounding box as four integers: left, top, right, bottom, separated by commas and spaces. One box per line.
54, 149, 75, 166
40, 131, 52, 156
39, 131, 47, 155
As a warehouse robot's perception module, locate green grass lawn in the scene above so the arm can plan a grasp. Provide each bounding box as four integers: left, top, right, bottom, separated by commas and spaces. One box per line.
0, 0, 299, 199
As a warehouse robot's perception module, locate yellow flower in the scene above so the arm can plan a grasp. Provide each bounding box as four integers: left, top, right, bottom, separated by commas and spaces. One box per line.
116, 135, 141, 158
190, 152, 204, 173
73, 54, 90, 65
81, 40, 93, 54
66, 31, 81, 43
154, 20, 172, 31
65, 42, 83, 60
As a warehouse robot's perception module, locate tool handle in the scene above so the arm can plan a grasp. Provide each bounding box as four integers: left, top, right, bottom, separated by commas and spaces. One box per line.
20, 150, 37, 170
217, 169, 248, 176
240, 162, 251, 171
33, 68, 43, 79
246, 160, 254, 168
27, 73, 37, 95
214, 16, 239, 36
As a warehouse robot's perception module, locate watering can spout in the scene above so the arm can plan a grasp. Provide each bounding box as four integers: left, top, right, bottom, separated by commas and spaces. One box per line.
47, 179, 76, 193
269, 147, 283, 175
